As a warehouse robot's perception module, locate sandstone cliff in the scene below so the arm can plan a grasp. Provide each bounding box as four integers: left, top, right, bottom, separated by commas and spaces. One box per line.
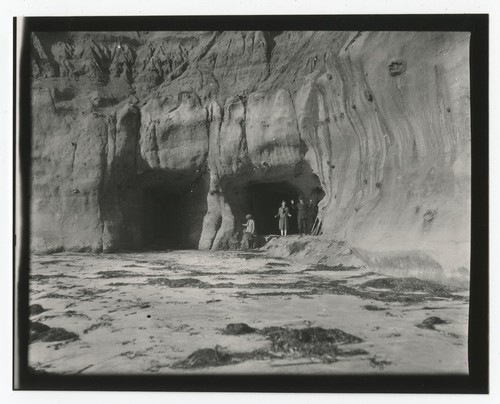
30, 31, 471, 283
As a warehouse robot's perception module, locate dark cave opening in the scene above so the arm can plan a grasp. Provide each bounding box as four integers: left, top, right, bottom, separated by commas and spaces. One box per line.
140, 173, 209, 250
142, 187, 183, 250
246, 182, 300, 235
245, 180, 324, 236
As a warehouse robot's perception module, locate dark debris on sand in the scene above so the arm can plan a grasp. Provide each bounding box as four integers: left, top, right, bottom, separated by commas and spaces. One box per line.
147, 278, 343, 292
239, 269, 287, 276
173, 325, 367, 368
246, 280, 342, 290
305, 263, 359, 272
416, 316, 449, 330
37, 260, 69, 265
264, 262, 290, 268
188, 270, 224, 276
30, 321, 78, 343
349, 277, 464, 303
346, 271, 378, 279
129, 265, 464, 304
147, 277, 211, 288
77, 288, 112, 298
362, 305, 386, 311
41, 292, 70, 299
30, 304, 47, 315
236, 290, 315, 298
172, 346, 290, 369
261, 327, 363, 357
221, 323, 257, 335
83, 321, 112, 334
107, 282, 137, 286
30, 273, 77, 282
30, 321, 50, 341
224, 277, 459, 304
171, 346, 234, 369
361, 277, 451, 295
147, 275, 462, 304
64, 310, 91, 319
369, 356, 392, 370
97, 270, 141, 278
236, 252, 266, 260
337, 348, 370, 357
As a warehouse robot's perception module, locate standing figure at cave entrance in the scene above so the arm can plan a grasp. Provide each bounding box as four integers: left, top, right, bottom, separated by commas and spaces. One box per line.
291, 197, 308, 236
275, 200, 292, 236
241, 214, 256, 250
307, 199, 318, 234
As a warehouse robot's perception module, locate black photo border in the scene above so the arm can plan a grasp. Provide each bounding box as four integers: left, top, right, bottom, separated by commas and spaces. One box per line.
14, 14, 489, 393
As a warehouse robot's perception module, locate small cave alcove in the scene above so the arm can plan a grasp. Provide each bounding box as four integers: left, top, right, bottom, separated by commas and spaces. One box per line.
140, 173, 209, 250
142, 187, 183, 250
241, 170, 325, 236
246, 182, 302, 235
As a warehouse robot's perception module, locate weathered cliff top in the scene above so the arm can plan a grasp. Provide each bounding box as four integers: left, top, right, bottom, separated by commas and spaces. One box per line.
32, 31, 352, 103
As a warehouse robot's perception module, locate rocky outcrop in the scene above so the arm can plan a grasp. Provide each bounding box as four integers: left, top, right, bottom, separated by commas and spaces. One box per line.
30, 31, 470, 283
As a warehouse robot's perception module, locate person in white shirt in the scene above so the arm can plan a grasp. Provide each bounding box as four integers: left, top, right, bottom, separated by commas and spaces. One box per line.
241, 214, 256, 249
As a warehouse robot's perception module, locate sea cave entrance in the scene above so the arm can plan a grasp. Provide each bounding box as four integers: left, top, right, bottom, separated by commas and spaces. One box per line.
141, 173, 209, 250
238, 167, 325, 237
246, 181, 302, 235
142, 187, 183, 250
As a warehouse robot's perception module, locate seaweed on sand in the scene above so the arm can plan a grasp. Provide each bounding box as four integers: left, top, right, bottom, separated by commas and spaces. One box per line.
362, 305, 386, 311
172, 326, 366, 369
416, 316, 449, 330
96, 270, 140, 278
221, 323, 257, 335
147, 278, 211, 288
261, 326, 363, 357
29, 321, 78, 343
171, 346, 234, 369
30, 304, 47, 315
305, 264, 359, 272
360, 277, 451, 295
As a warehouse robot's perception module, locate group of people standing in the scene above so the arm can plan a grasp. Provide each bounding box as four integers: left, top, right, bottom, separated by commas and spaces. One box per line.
241, 197, 318, 250
275, 197, 317, 236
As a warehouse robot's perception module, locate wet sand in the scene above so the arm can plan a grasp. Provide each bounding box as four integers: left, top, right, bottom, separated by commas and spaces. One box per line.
28, 249, 469, 375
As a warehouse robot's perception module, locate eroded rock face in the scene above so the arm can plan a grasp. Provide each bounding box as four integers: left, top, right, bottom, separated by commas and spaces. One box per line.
30, 31, 470, 281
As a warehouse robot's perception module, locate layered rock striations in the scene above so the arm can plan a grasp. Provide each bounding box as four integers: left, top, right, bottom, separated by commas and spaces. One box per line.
30, 31, 471, 282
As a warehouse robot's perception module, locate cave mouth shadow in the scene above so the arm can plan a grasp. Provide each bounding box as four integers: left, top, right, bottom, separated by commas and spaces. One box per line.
242, 174, 325, 237
246, 182, 301, 235
140, 173, 209, 251
142, 187, 183, 250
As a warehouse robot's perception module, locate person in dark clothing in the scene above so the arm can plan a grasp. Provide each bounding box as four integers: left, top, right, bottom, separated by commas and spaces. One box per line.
275, 200, 292, 236
307, 198, 318, 234
290, 197, 308, 235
